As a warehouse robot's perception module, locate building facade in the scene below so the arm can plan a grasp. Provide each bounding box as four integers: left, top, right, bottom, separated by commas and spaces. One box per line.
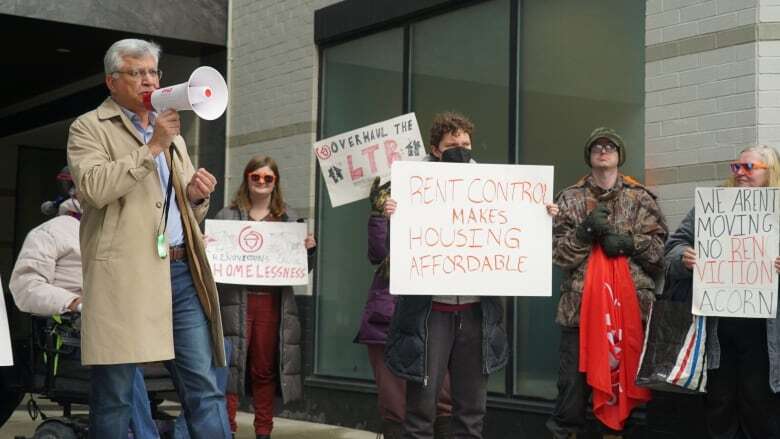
226, 0, 780, 437
3, 0, 778, 436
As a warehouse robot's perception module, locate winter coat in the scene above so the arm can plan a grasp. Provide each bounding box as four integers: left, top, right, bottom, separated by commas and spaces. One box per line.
214, 205, 314, 402
355, 214, 395, 345
67, 97, 225, 366
552, 174, 668, 327
665, 207, 780, 392
384, 296, 508, 383
10, 214, 81, 316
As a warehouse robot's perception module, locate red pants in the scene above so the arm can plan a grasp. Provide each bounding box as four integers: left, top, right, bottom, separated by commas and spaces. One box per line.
227, 293, 280, 435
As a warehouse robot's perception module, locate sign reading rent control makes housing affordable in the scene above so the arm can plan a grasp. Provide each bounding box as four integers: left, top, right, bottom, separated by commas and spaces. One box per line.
314, 113, 425, 207
204, 220, 309, 286
389, 161, 554, 296
693, 187, 780, 318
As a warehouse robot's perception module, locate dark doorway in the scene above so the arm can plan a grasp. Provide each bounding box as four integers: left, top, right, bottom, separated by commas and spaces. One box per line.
14, 146, 69, 257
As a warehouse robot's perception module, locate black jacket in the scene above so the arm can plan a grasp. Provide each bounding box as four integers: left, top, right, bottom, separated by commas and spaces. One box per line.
383, 295, 509, 384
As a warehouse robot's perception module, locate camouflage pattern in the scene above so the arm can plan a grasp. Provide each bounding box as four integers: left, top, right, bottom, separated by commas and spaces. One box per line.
552, 174, 668, 327
369, 177, 392, 279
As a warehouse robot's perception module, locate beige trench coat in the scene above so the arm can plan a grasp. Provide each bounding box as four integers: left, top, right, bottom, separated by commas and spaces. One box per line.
67, 97, 225, 366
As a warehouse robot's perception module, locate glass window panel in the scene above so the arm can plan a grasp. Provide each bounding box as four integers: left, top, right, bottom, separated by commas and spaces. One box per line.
410, 0, 510, 394
316, 29, 404, 379
411, 0, 510, 165
514, 0, 645, 398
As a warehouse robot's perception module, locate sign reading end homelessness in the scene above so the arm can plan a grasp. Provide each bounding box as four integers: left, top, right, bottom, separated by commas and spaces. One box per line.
204, 220, 308, 286
693, 187, 780, 318
389, 161, 554, 296
313, 113, 425, 207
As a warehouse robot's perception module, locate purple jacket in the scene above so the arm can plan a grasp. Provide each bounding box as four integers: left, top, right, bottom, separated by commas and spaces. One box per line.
355, 214, 396, 345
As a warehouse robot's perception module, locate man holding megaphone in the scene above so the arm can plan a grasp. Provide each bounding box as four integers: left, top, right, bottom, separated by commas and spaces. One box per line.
67, 38, 231, 439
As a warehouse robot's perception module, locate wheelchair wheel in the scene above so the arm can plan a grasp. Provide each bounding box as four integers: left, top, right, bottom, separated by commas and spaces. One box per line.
33, 419, 78, 439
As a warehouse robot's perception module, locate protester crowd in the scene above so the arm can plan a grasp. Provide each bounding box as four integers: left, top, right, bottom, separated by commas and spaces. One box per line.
7, 37, 780, 439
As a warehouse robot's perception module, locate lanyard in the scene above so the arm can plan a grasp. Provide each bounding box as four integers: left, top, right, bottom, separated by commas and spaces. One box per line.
156, 148, 175, 259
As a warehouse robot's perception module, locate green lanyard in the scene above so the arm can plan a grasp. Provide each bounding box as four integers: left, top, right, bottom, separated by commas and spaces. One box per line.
156, 148, 175, 259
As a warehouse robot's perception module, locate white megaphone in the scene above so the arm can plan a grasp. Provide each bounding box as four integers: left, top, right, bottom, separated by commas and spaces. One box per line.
143, 66, 228, 120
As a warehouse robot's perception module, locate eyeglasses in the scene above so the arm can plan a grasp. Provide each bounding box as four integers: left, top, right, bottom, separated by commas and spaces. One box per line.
590, 143, 618, 154
730, 161, 769, 175
248, 172, 275, 184
112, 69, 163, 81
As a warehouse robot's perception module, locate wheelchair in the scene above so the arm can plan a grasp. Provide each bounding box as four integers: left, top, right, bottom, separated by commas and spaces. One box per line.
0, 305, 182, 439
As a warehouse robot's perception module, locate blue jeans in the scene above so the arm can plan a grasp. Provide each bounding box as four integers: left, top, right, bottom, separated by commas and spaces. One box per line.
89, 261, 231, 439
171, 339, 232, 439
130, 368, 161, 439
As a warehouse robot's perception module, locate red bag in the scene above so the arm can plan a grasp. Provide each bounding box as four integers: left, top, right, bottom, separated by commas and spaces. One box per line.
579, 245, 651, 431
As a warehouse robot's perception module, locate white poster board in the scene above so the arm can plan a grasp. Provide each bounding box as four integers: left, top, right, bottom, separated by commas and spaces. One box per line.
204, 220, 308, 286
693, 187, 780, 318
313, 113, 425, 207
389, 161, 554, 296
0, 280, 13, 366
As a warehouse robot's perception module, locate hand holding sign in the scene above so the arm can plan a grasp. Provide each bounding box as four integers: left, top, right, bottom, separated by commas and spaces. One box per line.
305, 234, 316, 249
682, 246, 696, 270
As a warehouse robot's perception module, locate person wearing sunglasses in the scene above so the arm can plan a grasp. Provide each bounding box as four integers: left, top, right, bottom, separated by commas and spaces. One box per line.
214, 155, 316, 439
665, 145, 780, 438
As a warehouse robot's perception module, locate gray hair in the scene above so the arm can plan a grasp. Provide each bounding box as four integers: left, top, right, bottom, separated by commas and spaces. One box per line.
104, 39, 161, 75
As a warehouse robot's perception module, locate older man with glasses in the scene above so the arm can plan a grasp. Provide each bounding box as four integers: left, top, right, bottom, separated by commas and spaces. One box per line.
67, 38, 230, 439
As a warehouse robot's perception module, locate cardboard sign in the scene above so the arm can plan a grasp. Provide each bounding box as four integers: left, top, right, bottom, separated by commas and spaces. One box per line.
204, 220, 309, 286
389, 161, 554, 296
0, 280, 13, 366
692, 187, 780, 318
314, 113, 425, 207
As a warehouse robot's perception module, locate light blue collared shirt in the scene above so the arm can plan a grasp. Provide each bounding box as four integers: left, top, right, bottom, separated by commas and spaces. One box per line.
120, 107, 184, 246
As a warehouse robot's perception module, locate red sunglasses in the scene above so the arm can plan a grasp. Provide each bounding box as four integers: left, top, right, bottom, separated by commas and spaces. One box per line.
248, 172, 275, 184
730, 161, 768, 175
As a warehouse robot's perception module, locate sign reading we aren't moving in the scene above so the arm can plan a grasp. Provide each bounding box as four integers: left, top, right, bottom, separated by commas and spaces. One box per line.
313, 113, 425, 207
389, 161, 554, 296
693, 187, 780, 318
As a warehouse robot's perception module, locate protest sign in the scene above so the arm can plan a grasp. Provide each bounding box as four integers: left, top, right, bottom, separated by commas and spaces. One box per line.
693, 187, 780, 318
205, 220, 309, 286
389, 161, 554, 296
0, 280, 12, 366
314, 113, 425, 207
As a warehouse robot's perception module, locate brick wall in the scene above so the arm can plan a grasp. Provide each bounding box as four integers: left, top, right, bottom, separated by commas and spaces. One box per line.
645, 0, 762, 229
227, 0, 341, 218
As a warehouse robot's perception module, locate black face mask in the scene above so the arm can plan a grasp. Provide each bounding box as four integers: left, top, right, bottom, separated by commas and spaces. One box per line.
440, 147, 472, 163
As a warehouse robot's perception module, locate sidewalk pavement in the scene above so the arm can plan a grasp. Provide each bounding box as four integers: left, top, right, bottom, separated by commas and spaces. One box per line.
0, 398, 377, 439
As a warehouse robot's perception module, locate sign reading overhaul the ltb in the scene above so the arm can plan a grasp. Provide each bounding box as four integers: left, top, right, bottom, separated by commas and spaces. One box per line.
693, 187, 780, 318
313, 113, 425, 207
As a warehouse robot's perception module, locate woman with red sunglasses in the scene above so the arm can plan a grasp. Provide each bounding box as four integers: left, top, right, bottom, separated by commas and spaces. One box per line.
665, 145, 780, 438
214, 155, 316, 439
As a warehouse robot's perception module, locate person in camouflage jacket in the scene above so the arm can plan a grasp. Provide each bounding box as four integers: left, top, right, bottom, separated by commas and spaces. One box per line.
547, 127, 668, 439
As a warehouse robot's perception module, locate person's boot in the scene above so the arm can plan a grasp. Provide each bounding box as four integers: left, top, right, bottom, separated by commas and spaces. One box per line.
433, 416, 451, 439
381, 420, 404, 439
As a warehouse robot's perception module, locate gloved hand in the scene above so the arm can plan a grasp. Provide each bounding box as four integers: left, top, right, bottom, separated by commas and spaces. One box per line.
575, 204, 611, 243
601, 232, 635, 257
377, 257, 390, 280
369, 177, 391, 216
